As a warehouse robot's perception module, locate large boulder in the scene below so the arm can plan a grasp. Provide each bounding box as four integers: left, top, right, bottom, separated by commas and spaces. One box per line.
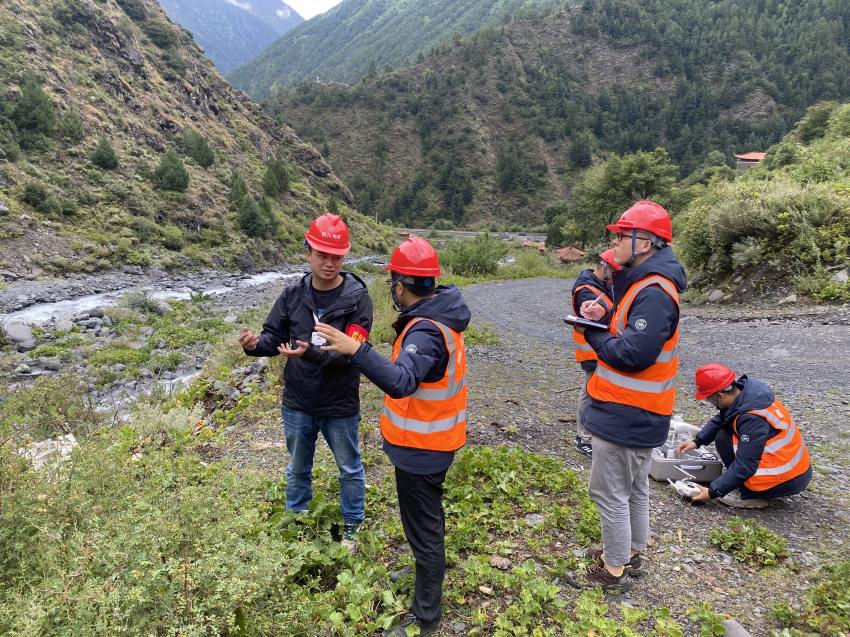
831, 267, 849, 284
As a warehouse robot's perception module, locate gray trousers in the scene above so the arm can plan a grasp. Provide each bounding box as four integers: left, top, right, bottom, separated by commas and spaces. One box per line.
588, 435, 652, 567
575, 369, 594, 442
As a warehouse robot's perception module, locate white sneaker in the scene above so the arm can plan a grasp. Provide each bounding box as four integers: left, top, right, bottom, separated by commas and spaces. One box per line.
718, 489, 768, 509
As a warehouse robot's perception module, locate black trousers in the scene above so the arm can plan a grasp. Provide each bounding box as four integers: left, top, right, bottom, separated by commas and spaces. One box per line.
715, 429, 812, 499
395, 467, 448, 626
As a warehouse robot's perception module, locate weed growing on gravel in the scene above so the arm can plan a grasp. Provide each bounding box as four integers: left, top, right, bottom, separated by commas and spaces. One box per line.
709, 517, 790, 566
686, 603, 726, 636
769, 561, 850, 636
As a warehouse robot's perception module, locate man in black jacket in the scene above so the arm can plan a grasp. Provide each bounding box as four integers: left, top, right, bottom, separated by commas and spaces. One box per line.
239, 214, 373, 550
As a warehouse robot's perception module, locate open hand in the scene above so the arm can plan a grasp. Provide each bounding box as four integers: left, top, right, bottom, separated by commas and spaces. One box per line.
580, 300, 606, 321
313, 322, 361, 357
239, 326, 259, 351
278, 340, 308, 358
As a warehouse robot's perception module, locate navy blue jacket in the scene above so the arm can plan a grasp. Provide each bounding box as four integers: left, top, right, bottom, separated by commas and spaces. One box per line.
245, 272, 372, 418
695, 376, 812, 498
351, 285, 471, 474
570, 269, 613, 372
583, 247, 687, 448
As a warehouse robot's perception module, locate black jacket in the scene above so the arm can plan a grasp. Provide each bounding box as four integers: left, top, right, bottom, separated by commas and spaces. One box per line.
584, 246, 688, 448
695, 375, 812, 498
245, 272, 373, 418
352, 285, 471, 474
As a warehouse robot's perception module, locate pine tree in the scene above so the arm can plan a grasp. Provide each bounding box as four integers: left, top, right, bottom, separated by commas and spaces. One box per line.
60, 110, 85, 143
179, 128, 214, 168
237, 195, 265, 237
153, 150, 189, 192
90, 136, 118, 170
13, 79, 55, 149
229, 171, 248, 207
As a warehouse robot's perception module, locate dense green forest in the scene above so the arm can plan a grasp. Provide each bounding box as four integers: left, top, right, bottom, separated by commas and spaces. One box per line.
269, 0, 850, 230
228, 0, 569, 96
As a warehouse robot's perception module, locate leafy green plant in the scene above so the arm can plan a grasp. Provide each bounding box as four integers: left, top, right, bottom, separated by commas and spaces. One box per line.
687, 603, 726, 637
441, 234, 509, 276
89, 135, 118, 170
709, 517, 789, 566
153, 150, 189, 192
465, 322, 498, 345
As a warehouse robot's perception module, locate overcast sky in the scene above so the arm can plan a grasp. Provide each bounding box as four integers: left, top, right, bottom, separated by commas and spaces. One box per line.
286, 0, 344, 20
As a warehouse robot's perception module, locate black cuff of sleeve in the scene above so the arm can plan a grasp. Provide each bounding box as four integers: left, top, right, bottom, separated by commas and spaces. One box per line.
350, 342, 371, 362
709, 487, 722, 500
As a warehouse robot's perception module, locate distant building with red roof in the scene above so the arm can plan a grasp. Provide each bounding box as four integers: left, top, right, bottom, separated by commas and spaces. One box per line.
734, 152, 767, 170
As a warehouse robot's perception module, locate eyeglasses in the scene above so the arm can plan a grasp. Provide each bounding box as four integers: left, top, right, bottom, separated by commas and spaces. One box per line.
704, 393, 721, 408
614, 232, 652, 243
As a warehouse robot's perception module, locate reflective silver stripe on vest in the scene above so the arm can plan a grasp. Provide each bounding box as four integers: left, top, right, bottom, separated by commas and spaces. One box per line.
615, 276, 679, 335
575, 343, 595, 352
402, 318, 465, 400
753, 442, 807, 477
382, 405, 466, 434
594, 365, 677, 394
655, 346, 679, 363
750, 408, 797, 454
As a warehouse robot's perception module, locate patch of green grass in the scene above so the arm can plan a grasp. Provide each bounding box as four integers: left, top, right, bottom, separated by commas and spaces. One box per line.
769, 561, 850, 636
465, 322, 498, 345
87, 346, 150, 368
709, 517, 790, 566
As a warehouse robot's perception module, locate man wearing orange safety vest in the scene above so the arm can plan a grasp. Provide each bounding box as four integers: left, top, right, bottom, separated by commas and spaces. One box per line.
316, 237, 469, 636
677, 364, 812, 508
570, 249, 621, 456
576, 201, 687, 590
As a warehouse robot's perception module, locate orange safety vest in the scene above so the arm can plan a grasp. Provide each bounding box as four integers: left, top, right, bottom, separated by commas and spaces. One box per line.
732, 400, 810, 492
571, 283, 613, 364
586, 275, 680, 415
380, 318, 467, 452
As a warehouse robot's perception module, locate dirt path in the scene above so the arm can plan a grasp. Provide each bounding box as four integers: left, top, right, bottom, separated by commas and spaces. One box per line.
461, 277, 850, 634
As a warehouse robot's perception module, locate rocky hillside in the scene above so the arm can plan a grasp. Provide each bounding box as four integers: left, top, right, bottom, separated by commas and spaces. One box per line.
268, 0, 850, 229
0, 0, 390, 283
159, 0, 303, 73
228, 0, 567, 96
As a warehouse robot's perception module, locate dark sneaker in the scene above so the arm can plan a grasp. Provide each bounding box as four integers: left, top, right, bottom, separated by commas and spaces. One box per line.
585, 548, 644, 577
584, 562, 633, 591
574, 436, 593, 456
341, 523, 359, 552
384, 613, 441, 636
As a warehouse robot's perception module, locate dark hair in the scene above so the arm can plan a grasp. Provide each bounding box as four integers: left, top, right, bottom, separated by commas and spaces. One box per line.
392, 273, 436, 297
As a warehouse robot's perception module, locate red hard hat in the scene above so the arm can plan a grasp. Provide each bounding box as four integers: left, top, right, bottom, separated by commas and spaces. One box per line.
694, 363, 737, 400
607, 201, 674, 243
598, 248, 622, 271
305, 213, 350, 255
385, 236, 442, 277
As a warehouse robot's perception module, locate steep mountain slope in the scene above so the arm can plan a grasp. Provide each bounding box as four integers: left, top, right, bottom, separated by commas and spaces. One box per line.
228, 0, 567, 97
0, 0, 387, 281
159, 0, 303, 73
269, 0, 850, 228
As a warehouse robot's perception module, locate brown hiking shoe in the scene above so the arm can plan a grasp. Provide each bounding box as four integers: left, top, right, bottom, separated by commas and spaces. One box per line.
584, 562, 633, 591
585, 548, 644, 577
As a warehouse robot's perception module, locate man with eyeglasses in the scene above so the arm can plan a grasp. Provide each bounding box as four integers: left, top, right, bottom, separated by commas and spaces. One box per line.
574, 200, 687, 590
239, 213, 372, 551
677, 363, 812, 508
315, 236, 469, 637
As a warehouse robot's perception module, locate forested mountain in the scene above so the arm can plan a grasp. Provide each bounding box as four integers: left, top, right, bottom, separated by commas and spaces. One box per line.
159, 0, 303, 73
0, 0, 387, 280
268, 0, 850, 229
228, 0, 569, 97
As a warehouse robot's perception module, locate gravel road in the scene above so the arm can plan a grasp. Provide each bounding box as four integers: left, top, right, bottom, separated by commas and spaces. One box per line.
461, 277, 850, 635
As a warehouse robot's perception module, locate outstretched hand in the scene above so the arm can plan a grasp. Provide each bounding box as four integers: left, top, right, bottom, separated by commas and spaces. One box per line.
239, 326, 259, 351
690, 485, 711, 503
313, 322, 361, 356
278, 340, 308, 358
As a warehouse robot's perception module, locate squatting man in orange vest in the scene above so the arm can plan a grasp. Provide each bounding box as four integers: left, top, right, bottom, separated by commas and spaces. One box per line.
678, 363, 812, 508
315, 237, 469, 637
569, 249, 621, 456
575, 201, 687, 591
239, 213, 373, 551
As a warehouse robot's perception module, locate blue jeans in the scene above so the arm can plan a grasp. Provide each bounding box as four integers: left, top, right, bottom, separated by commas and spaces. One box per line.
282, 406, 365, 525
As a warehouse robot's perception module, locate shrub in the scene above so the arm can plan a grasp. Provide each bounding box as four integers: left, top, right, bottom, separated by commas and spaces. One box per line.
793, 101, 839, 143
229, 171, 249, 207
121, 290, 163, 314
142, 18, 179, 49
12, 78, 55, 148
153, 150, 189, 192
21, 182, 49, 208
0, 374, 100, 439
116, 0, 147, 21
237, 195, 267, 237
59, 109, 84, 143
159, 224, 184, 250
547, 213, 583, 248
440, 234, 509, 276
89, 135, 118, 170
178, 128, 214, 168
